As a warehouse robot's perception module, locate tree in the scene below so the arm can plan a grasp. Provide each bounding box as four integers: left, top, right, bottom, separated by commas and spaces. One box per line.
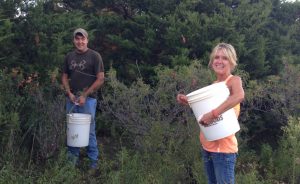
0, 10, 17, 69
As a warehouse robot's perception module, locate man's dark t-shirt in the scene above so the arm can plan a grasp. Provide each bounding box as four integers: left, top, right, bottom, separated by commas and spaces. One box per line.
63, 49, 104, 97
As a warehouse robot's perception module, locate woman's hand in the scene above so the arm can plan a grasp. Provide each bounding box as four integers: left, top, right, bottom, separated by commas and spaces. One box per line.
199, 112, 215, 126
177, 94, 189, 106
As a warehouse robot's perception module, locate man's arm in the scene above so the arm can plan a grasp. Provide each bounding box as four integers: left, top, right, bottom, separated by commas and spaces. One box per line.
62, 73, 71, 94
83, 72, 104, 97
78, 72, 105, 105
62, 73, 76, 103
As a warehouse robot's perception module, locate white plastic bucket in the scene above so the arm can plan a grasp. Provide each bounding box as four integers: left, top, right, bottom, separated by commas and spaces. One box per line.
67, 113, 91, 147
186, 82, 240, 141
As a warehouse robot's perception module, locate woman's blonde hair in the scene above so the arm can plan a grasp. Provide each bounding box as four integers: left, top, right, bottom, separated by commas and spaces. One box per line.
208, 43, 238, 71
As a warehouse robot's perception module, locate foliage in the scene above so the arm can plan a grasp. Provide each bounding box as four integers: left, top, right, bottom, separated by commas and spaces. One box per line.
20, 0, 296, 82
273, 117, 300, 184
239, 61, 300, 149
0, 164, 34, 184
0, 69, 24, 161
0, 61, 300, 183
99, 61, 212, 149
0, 0, 300, 183
107, 146, 206, 184
14, 8, 86, 78
236, 150, 265, 184
0, 9, 18, 69
18, 81, 66, 165
0, 68, 66, 166
36, 150, 81, 184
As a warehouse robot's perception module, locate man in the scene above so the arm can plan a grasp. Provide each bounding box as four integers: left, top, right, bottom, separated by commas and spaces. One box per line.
62, 28, 104, 169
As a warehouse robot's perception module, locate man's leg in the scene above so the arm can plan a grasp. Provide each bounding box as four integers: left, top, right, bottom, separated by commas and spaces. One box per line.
83, 97, 99, 168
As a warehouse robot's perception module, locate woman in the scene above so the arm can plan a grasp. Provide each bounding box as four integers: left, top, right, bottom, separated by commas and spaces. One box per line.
177, 43, 244, 184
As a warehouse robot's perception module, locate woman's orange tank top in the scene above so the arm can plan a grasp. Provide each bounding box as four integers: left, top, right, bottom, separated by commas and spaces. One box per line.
199, 75, 240, 153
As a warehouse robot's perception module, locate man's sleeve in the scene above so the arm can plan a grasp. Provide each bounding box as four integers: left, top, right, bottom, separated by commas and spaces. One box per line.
62, 54, 70, 74
95, 52, 104, 74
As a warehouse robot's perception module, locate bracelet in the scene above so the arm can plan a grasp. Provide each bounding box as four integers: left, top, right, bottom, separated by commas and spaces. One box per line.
211, 109, 219, 118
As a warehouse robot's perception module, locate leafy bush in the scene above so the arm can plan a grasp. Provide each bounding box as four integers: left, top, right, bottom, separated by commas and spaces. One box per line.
107, 145, 206, 184
0, 68, 66, 166
1, 60, 299, 183
0, 69, 24, 162
0, 164, 34, 184
273, 117, 300, 184
36, 150, 81, 184
99, 61, 212, 148
239, 62, 300, 149
98, 61, 211, 182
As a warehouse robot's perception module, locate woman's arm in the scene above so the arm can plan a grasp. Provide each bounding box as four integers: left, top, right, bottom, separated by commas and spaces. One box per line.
200, 76, 244, 125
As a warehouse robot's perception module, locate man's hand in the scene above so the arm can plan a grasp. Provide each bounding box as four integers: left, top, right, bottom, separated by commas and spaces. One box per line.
68, 92, 77, 103
78, 95, 86, 106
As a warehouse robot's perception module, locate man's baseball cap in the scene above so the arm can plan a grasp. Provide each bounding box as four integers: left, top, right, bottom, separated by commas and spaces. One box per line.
73, 28, 88, 38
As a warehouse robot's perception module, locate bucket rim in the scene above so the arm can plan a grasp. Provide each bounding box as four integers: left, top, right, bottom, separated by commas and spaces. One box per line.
67, 113, 92, 124
67, 121, 91, 125
186, 82, 226, 98
187, 93, 215, 104
67, 118, 91, 124
67, 113, 92, 117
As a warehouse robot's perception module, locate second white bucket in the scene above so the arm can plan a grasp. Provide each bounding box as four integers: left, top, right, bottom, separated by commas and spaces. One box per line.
186, 82, 240, 141
67, 113, 91, 147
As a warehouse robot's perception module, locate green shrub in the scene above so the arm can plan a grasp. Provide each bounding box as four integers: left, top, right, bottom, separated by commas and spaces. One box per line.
0, 164, 34, 184
0, 69, 24, 162
273, 117, 300, 184
36, 150, 81, 184
98, 61, 212, 182
107, 145, 206, 184
99, 61, 212, 148
236, 170, 264, 184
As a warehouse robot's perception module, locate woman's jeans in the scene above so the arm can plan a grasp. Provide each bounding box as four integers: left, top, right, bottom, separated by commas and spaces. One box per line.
202, 149, 237, 184
66, 97, 99, 165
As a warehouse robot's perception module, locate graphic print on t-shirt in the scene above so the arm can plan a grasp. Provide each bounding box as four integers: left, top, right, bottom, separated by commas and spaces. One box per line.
70, 60, 86, 71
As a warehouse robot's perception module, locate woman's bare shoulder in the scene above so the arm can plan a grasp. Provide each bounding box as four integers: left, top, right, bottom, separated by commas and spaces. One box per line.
227, 75, 243, 88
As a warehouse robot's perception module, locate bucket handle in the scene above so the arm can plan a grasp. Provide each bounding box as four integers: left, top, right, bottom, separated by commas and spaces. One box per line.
68, 103, 79, 115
